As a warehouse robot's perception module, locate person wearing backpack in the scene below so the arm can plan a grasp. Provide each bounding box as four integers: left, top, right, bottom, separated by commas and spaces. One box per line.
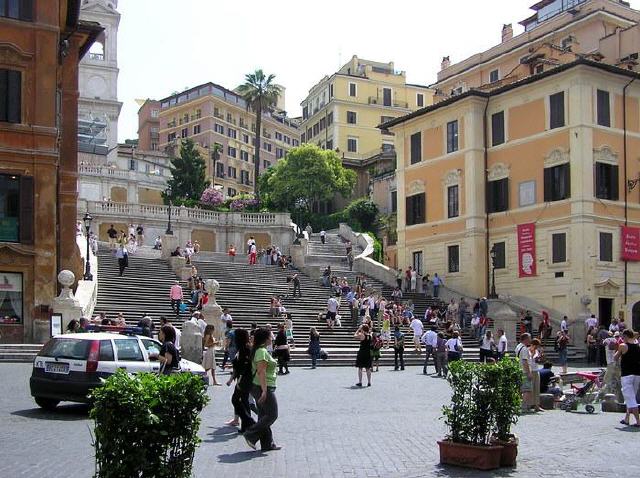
393, 325, 405, 371
371, 329, 383, 372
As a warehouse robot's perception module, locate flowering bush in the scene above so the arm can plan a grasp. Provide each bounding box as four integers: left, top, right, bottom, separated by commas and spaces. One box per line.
229, 194, 259, 212
200, 187, 224, 207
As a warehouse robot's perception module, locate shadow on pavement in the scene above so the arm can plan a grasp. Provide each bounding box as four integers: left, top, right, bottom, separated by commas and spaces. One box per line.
429, 464, 518, 477
11, 404, 90, 421
203, 425, 240, 443
218, 451, 266, 463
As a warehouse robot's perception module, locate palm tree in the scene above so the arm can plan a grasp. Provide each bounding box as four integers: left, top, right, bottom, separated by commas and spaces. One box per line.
236, 70, 282, 199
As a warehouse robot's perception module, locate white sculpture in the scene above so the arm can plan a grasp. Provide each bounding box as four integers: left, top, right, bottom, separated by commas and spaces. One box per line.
205, 279, 220, 302
57, 270, 77, 300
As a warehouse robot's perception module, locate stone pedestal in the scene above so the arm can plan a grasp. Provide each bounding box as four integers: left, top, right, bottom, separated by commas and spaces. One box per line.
52, 270, 83, 334
202, 279, 223, 343
178, 266, 192, 281
181, 320, 202, 364
161, 234, 178, 260
168, 256, 186, 275
487, 300, 519, 337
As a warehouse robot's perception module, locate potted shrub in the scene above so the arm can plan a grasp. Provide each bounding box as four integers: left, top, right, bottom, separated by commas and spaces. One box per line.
439, 360, 504, 470
90, 370, 209, 478
490, 357, 523, 467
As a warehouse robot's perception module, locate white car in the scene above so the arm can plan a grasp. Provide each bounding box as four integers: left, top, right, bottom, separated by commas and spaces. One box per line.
30, 332, 205, 410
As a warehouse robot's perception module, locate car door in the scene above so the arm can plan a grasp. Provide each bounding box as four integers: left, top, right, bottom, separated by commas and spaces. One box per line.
112, 338, 151, 373
140, 338, 162, 374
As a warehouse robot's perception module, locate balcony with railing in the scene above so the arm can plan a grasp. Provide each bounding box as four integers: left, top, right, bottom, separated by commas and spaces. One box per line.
367, 97, 409, 108
88, 52, 104, 61
79, 164, 168, 184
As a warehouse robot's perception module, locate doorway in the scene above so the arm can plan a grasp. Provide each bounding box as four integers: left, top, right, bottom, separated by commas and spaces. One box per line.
632, 301, 640, 331
598, 298, 613, 328
383, 88, 392, 106
412, 251, 423, 275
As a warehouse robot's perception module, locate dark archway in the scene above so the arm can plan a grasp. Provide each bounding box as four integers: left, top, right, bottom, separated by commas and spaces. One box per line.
632, 301, 640, 331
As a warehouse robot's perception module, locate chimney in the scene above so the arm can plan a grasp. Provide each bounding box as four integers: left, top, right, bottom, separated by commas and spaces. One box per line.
502, 23, 513, 43
441, 56, 451, 70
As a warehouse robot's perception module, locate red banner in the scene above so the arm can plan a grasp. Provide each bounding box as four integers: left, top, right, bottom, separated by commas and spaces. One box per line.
517, 223, 536, 278
621, 226, 640, 261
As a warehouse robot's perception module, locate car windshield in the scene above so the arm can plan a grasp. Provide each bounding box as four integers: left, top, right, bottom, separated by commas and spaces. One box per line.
38, 338, 91, 360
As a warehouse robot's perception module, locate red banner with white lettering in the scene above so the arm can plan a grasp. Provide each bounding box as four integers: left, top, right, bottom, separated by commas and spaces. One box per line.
517, 223, 536, 278
621, 226, 640, 261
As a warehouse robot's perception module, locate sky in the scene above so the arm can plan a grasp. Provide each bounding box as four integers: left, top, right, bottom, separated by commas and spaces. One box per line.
116, 0, 637, 142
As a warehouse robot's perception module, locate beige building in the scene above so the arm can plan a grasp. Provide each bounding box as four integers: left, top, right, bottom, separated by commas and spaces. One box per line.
159, 83, 300, 198
300, 55, 433, 210
386, 0, 640, 332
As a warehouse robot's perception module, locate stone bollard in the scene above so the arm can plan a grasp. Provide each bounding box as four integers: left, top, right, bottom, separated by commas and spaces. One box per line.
180, 320, 203, 364
601, 393, 626, 413
539, 394, 555, 410
202, 279, 223, 344
52, 270, 83, 336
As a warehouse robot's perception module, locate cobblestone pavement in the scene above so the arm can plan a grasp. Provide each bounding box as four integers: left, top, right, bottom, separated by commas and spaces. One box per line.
1, 363, 638, 478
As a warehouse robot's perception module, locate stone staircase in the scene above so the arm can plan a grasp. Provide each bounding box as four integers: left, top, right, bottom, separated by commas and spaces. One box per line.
0, 344, 42, 362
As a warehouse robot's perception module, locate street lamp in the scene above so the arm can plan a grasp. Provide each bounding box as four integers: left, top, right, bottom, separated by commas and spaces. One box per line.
83, 212, 93, 281
165, 186, 173, 235
489, 244, 497, 299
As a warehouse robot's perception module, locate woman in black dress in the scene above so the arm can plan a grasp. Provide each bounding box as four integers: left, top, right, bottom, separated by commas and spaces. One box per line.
354, 324, 373, 387
274, 323, 290, 375
225, 328, 256, 433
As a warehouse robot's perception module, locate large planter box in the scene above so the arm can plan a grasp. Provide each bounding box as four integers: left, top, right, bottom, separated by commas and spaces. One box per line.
491, 436, 518, 467
438, 440, 503, 471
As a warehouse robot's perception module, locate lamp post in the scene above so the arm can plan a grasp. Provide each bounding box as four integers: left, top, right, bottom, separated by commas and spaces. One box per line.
489, 244, 497, 299
165, 186, 173, 235
83, 212, 93, 281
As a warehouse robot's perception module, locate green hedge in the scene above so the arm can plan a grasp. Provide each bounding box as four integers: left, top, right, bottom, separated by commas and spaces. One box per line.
90, 370, 209, 478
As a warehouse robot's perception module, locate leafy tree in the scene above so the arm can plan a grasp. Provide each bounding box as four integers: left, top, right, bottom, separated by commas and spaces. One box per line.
164, 139, 209, 203
260, 144, 356, 214
346, 198, 379, 231
236, 70, 281, 199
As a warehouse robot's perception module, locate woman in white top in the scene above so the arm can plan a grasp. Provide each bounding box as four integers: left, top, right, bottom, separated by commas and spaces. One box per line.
479, 330, 496, 363
445, 331, 463, 362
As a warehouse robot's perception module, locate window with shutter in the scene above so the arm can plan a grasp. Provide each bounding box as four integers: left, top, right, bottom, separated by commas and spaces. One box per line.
447, 185, 459, 218
544, 163, 570, 202
595, 163, 618, 200
0, 174, 21, 242
552, 233, 566, 263
487, 178, 509, 213
19, 175, 33, 244
549, 92, 565, 129
0, 69, 22, 124
410, 132, 422, 164
599, 232, 613, 262
493, 242, 506, 269
597, 90, 610, 127
446, 120, 459, 153
406, 193, 425, 226
491, 111, 504, 146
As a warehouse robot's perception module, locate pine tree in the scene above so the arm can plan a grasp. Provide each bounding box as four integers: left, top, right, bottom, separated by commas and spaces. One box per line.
164, 139, 210, 203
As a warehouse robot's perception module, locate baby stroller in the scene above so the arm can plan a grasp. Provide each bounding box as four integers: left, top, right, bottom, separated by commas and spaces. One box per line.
560, 369, 606, 414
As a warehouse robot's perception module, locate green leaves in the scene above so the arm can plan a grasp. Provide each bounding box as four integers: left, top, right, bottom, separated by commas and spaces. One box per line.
260, 144, 357, 212
90, 370, 209, 478
442, 358, 522, 445
164, 139, 210, 204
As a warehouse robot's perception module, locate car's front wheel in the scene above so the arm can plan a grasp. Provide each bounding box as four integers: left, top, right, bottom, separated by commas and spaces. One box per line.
35, 397, 60, 411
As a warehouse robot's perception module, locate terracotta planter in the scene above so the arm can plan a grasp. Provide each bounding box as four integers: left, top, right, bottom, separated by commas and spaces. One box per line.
438, 440, 503, 471
491, 435, 518, 467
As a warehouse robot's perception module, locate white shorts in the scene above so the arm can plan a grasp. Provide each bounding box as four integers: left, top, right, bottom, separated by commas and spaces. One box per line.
621, 374, 640, 409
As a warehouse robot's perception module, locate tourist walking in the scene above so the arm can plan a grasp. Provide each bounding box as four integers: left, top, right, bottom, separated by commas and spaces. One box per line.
515, 333, 533, 412
354, 324, 373, 386
292, 273, 301, 298
308, 327, 321, 369
274, 323, 290, 375
496, 328, 508, 360
136, 224, 144, 246
396, 268, 403, 290
432, 273, 443, 298
107, 224, 118, 249
228, 244, 236, 262
115, 244, 128, 276
248, 242, 257, 265
320, 230, 326, 244
445, 331, 463, 363
556, 329, 570, 374
326, 295, 339, 329
225, 328, 255, 433
169, 280, 183, 316
244, 328, 281, 451
202, 325, 221, 386
156, 325, 181, 374
392, 325, 405, 371
421, 326, 438, 375
410, 316, 423, 353
221, 320, 237, 370
615, 329, 640, 427
479, 330, 496, 363
305, 223, 313, 239
435, 332, 448, 377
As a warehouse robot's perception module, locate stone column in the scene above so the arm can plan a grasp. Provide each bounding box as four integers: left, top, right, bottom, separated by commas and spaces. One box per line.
51, 270, 84, 338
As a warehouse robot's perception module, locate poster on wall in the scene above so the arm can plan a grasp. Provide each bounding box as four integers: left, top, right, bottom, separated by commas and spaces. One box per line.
517, 223, 536, 278
621, 226, 640, 261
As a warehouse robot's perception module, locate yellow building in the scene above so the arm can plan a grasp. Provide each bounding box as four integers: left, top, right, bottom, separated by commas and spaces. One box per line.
300, 56, 433, 210
159, 82, 300, 198
386, 0, 640, 332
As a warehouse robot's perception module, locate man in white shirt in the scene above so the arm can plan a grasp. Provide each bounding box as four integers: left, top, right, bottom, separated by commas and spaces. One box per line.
320, 230, 326, 244
514, 333, 533, 411
561, 316, 569, 333
421, 326, 439, 375
585, 314, 598, 331
496, 328, 508, 360
326, 296, 339, 329
410, 317, 424, 352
